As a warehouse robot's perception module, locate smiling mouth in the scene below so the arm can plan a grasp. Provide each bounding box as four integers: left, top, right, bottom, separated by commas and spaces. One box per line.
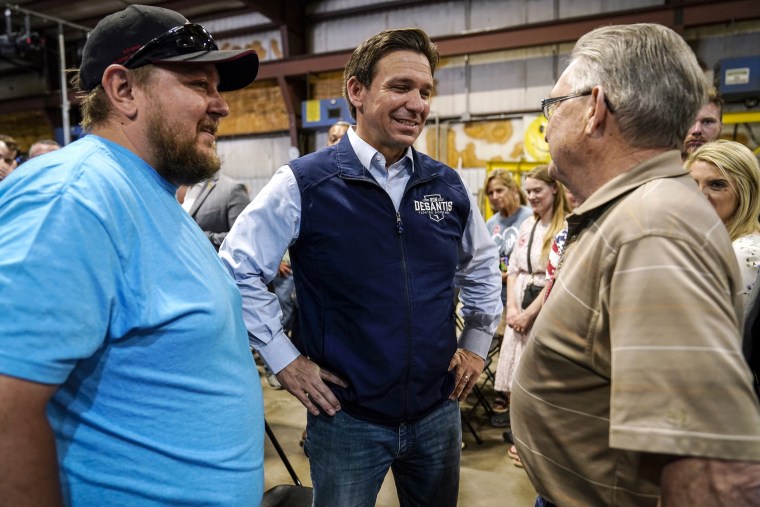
198, 126, 219, 145
394, 118, 418, 128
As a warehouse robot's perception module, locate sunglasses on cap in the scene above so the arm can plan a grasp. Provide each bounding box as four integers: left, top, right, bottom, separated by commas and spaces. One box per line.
123, 23, 218, 69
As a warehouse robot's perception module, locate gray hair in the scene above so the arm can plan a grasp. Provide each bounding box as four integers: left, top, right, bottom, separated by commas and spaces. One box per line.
567, 23, 707, 150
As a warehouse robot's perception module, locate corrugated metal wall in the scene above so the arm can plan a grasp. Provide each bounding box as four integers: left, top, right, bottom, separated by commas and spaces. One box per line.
213, 0, 760, 211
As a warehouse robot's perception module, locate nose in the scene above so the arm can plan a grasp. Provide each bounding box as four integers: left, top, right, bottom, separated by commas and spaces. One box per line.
690, 121, 702, 135
209, 89, 230, 119
406, 89, 427, 113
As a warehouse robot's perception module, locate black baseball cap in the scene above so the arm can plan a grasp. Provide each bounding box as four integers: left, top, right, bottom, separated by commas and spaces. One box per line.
79, 5, 258, 92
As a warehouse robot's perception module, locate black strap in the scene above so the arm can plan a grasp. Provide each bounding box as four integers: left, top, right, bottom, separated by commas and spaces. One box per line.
526, 218, 539, 275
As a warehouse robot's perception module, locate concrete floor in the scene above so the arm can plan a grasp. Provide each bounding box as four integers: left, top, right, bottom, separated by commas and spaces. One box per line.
260, 365, 538, 506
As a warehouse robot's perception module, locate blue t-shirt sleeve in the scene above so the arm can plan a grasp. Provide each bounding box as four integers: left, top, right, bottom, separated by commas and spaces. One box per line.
0, 189, 118, 384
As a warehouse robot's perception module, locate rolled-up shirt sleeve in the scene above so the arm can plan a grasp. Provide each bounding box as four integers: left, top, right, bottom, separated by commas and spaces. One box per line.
454, 178, 504, 359
219, 165, 301, 373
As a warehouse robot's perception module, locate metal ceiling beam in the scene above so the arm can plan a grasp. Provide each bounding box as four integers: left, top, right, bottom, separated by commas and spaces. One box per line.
306, 0, 440, 22
256, 0, 760, 80
2, 0, 759, 118
73, 0, 228, 29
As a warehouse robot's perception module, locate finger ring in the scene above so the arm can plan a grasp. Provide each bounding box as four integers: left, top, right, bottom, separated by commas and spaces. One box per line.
464, 375, 470, 381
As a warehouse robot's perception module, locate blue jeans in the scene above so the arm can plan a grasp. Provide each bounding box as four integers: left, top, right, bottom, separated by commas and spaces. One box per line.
304, 399, 462, 507
535, 496, 557, 507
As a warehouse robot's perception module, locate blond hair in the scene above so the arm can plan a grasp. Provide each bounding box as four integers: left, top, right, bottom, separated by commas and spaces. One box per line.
685, 139, 760, 241
525, 165, 572, 262
484, 169, 527, 207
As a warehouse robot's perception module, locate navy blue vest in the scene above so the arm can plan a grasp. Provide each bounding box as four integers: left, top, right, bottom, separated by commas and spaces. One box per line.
289, 136, 471, 425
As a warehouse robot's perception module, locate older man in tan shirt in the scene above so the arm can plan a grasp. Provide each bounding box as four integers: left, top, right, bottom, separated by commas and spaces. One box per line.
512, 23, 760, 507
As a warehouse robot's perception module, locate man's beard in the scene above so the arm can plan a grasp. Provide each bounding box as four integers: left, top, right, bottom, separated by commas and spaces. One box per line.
147, 109, 222, 186
683, 136, 706, 157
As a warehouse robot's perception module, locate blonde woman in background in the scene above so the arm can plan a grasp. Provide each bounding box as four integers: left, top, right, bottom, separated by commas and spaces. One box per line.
493, 165, 571, 466
484, 170, 532, 414
685, 139, 760, 299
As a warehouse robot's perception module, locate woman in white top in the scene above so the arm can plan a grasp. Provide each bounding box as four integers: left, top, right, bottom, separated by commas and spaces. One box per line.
686, 139, 760, 300
493, 165, 571, 465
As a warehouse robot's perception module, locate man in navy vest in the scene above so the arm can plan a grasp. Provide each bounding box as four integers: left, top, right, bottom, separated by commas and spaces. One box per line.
221, 27, 502, 507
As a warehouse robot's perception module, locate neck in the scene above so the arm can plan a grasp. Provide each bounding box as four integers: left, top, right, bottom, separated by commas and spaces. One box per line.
573, 145, 670, 202
500, 204, 519, 217
91, 121, 153, 169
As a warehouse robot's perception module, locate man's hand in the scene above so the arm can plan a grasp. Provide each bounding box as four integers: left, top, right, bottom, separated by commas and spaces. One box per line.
660, 457, 760, 506
276, 355, 349, 416
448, 348, 485, 401
277, 262, 292, 277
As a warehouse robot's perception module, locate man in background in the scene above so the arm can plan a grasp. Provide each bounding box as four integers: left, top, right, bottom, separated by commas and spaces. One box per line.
512, 23, 760, 506
221, 27, 501, 506
28, 139, 61, 159
0, 5, 263, 506
682, 89, 723, 158
0, 134, 18, 180
181, 171, 250, 251
327, 120, 350, 146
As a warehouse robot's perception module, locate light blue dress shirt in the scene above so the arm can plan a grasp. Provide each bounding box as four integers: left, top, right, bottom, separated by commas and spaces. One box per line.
220, 127, 503, 373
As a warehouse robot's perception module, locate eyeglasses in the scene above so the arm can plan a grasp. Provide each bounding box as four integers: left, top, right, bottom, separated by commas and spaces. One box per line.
540, 90, 616, 120
123, 23, 218, 69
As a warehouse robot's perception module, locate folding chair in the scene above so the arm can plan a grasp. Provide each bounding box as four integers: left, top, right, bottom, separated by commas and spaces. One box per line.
460, 336, 501, 444
261, 420, 313, 507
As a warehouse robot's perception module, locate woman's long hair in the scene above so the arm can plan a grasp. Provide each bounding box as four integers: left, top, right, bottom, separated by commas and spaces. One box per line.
685, 139, 760, 241
525, 165, 572, 262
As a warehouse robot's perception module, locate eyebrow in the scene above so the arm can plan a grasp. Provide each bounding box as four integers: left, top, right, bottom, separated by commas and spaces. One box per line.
387, 77, 433, 90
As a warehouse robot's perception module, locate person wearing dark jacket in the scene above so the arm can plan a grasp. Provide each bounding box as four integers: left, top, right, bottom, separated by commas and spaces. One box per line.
181, 171, 250, 251
220, 27, 501, 507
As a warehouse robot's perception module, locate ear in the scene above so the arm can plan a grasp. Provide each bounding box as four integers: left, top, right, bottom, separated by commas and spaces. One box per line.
346, 76, 366, 115
584, 86, 610, 138
100, 64, 139, 119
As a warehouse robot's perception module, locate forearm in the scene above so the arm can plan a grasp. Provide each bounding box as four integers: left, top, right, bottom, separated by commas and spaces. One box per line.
660, 457, 760, 507
0, 377, 63, 506
505, 274, 519, 317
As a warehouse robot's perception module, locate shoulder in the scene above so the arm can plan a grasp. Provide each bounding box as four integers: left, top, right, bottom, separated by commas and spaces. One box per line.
290, 146, 342, 187
2, 137, 126, 204
733, 234, 760, 265
414, 150, 469, 197
217, 174, 247, 190
517, 216, 537, 234
415, 150, 456, 177
513, 206, 533, 223
733, 233, 760, 251
608, 173, 722, 247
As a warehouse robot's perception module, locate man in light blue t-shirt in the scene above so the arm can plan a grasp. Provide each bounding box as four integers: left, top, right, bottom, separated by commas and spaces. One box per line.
0, 5, 263, 506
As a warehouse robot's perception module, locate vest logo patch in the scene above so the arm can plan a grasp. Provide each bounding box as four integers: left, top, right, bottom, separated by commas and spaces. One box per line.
414, 194, 453, 222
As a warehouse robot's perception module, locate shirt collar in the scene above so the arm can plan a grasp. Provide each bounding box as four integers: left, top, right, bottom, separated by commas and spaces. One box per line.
567, 150, 686, 234
346, 126, 415, 173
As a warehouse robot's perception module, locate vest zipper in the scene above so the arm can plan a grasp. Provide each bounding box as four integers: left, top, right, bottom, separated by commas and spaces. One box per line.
341, 169, 439, 421
396, 211, 412, 420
